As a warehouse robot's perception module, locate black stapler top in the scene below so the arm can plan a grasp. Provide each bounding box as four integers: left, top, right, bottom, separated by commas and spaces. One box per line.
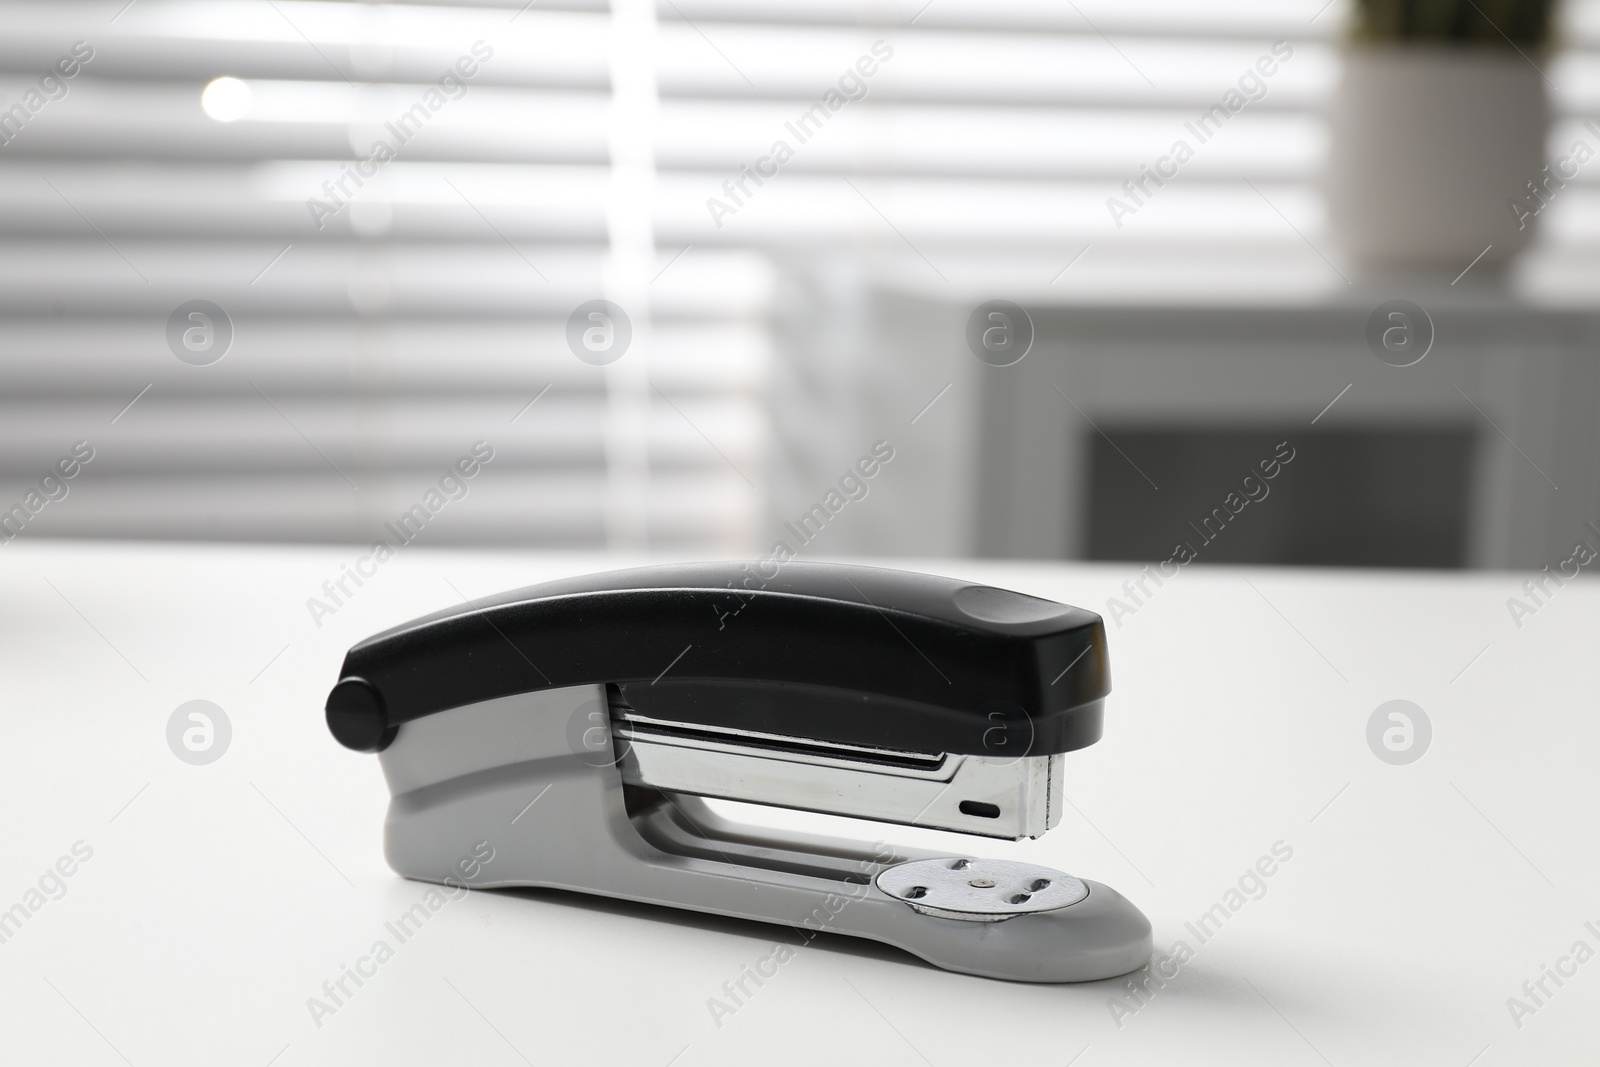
325, 561, 1109, 759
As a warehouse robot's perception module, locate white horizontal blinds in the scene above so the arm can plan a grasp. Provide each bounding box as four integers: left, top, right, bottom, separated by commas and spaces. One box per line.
645, 0, 1600, 301
0, 0, 767, 549
3, 1, 1597, 549
646, 0, 1338, 305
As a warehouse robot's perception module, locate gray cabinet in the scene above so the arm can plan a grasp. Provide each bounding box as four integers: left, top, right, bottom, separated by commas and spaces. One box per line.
769, 279, 1600, 570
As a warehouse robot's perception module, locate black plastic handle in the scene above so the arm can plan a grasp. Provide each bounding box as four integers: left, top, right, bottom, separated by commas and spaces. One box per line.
325, 561, 1109, 757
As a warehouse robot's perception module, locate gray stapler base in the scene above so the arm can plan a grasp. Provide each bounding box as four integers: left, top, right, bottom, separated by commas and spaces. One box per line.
378, 685, 1153, 984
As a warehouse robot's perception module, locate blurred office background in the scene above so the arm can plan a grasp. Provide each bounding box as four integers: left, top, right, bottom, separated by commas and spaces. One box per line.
2, 0, 1597, 569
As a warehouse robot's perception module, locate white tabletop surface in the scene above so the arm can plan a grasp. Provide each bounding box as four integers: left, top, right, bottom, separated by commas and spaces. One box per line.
1, 540, 1595, 1066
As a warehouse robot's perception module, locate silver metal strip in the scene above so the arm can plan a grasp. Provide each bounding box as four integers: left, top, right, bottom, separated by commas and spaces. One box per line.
616, 722, 1063, 840
617, 721, 954, 780
616, 711, 946, 767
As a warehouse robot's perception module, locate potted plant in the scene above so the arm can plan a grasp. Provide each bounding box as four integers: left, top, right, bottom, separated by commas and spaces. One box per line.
1327, 0, 1557, 274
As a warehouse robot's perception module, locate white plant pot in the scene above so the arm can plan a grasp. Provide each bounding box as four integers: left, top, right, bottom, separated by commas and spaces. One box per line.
1327, 47, 1549, 272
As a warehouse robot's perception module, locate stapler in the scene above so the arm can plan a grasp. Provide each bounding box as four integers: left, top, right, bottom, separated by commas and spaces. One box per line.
324, 562, 1151, 982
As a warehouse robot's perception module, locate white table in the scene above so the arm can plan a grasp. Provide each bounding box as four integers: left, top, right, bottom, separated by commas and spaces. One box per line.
1, 541, 1594, 1066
